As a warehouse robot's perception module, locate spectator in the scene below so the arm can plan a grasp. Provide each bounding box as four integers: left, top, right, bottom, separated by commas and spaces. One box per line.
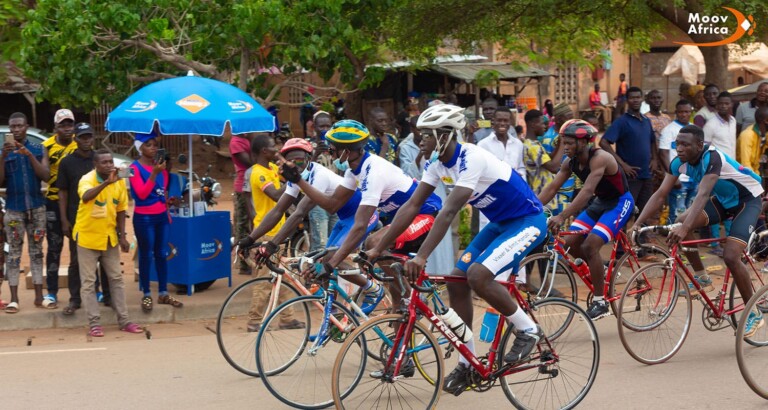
229, 131, 254, 275
0, 112, 49, 313
367, 107, 398, 163
541, 103, 577, 207
659, 100, 696, 223
73, 149, 142, 337
473, 98, 500, 143
703, 91, 737, 158
738, 106, 768, 175
735, 82, 768, 134
57, 123, 111, 315
679, 82, 691, 101
542, 99, 555, 121
129, 132, 184, 312
308, 111, 339, 252
693, 84, 720, 128
41, 108, 78, 309
398, 116, 424, 180
246, 134, 302, 332
616, 73, 628, 115
601, 86, 661, 217
589, 83, 612, 124
523, 109, 564, 210
645, 90, 672, 143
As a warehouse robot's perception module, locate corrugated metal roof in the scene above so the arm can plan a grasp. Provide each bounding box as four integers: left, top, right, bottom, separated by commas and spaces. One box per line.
0, 61, 39, 94
433, 63, 552, 82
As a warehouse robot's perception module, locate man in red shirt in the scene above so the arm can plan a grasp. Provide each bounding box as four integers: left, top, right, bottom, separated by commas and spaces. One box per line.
589, 83, 611, 125
229, 132, 254, 275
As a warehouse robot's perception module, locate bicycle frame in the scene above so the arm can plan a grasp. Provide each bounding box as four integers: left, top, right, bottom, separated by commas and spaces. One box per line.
382, 274, 556, 382
308, 272, 373, 354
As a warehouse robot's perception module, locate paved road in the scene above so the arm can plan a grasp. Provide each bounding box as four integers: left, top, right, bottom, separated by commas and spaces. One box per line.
1, 312, 766, 409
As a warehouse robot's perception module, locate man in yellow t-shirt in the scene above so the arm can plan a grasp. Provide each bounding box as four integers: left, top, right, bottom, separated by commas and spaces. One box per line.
245, 134, 301, 331
737, 107, 768, 175
41, 109, 78, 307
73, 149, 142, 337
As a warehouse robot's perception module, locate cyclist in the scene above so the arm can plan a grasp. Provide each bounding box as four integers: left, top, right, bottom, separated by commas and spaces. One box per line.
279, 120, 442, 310
539, 120, 634, 320
365, 104, 547, 395
633, 124, 765, 337
237, 138, 382, 313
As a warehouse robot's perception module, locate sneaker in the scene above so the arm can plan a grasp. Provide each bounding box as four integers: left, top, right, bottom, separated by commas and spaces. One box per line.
442, 364, 472, 395
504, 326, 543, 364
96, 292, 104, 303
360, 283, 385, 315
586, 300, 610, 320
744, 310, 765, 339
369, 357, 415, 379
679, 275, 714, 296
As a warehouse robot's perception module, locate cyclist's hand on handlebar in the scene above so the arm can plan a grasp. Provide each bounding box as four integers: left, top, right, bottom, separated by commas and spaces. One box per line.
666, 224, 689, 247
254, 241, 279, 265
404, 256, 426, 282
364, 248, 382, 263
237, 236, 256, 249
547, 214, 564, 234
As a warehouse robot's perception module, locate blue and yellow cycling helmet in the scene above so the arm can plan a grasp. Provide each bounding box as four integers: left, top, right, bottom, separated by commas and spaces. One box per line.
325, 120, 370, 150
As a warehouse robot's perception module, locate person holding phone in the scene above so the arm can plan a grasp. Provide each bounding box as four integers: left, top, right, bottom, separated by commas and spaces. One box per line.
129, 132, 183, 312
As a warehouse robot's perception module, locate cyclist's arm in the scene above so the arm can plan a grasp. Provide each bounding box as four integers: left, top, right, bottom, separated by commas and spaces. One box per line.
680, 173, 718, 232
558, 154, 607, 221
326, 205, 377, 267
370, 182, 437, 255
538, 157, 571, 205
635, 173, 678, 227
268, 195, 316, 246
415, 186, 471, 261
247, 191, 293, 241
296, 179, 354, 214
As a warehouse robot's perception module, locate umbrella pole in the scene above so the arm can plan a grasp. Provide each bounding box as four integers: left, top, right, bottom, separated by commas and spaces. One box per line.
189, 133, 194, 217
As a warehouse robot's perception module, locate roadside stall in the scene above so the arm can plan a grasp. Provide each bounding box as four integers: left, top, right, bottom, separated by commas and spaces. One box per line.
105, 73, 275, 295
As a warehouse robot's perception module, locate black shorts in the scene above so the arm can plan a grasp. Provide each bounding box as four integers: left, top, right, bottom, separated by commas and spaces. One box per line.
703, 196, 762, 244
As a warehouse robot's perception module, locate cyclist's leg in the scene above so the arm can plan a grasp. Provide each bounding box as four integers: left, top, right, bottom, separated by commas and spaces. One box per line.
679, 196, 722, 274
565, 208, 598, 259
585, 192, 634, 297
723, 197, 762, 302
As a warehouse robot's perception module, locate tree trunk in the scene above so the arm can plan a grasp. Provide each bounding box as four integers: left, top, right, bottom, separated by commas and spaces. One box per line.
699, 46, 729, 88
344, 90, 363, 121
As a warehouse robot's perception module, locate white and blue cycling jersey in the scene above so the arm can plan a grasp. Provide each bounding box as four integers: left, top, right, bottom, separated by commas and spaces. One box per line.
669, 145, 763, 209
285, 162, 360, 220
421, 143, 543, 223
340, 152, 442, 218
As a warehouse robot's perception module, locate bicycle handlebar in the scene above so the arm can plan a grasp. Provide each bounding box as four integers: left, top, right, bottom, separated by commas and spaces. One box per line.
390, 262, 434, 293
353, 252, 397, 282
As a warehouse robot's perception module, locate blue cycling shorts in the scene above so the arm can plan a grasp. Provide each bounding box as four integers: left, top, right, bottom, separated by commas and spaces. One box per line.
327, 210, 380, 248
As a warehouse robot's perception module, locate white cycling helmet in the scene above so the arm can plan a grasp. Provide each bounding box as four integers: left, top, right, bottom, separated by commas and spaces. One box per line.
417, 103, 466, 130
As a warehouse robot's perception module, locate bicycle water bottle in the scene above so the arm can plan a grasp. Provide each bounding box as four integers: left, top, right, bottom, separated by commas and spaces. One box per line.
574, 259, 591, 284
440, 308, 473, 343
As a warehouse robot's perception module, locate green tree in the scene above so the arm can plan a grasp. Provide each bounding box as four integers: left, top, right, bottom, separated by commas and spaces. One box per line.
0, 0, 32, 78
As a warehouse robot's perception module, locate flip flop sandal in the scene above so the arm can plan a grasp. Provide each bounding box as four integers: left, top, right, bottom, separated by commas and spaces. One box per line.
63, 304, 80, 316
141, 296, 153, 312
158, 294, 184, 308
0, 300, 7, 309
120, 323, 143, 334
40, 295, 58, 309
4, 302, 19, 314
89, 326, 104, 337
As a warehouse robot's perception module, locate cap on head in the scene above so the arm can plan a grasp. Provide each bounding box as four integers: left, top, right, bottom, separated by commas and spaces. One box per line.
74, 122, 94, 137
54, 109, 75, 124
280, 138, 314, 155
134, 130, 157, 151
325, 120, 370, 150
417, 104, 466, 130
553, 103, 573, 118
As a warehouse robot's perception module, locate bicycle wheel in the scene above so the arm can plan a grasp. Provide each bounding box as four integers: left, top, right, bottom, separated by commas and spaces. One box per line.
736, 284, 768, 399
498, 298, 599, 410
331, 314, 444, 409
216, 277, 301, 377
289, 230, 310, 257
728, 260, 768, 340
609, 243, 670, 315
256, 295, 358, 409
520, 252, 578, 304
617, 263, 691, 364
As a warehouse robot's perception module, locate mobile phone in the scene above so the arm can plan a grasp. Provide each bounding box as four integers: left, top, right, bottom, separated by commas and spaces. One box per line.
4, 133, 15, 145
155, 148, 166, 163
117, 167, 134, 178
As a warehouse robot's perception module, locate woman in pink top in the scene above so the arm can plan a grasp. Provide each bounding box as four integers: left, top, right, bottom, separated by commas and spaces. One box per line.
129, 132, 183, 312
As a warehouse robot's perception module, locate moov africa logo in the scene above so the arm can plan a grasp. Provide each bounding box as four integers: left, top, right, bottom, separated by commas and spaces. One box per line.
675, 7, 756, 47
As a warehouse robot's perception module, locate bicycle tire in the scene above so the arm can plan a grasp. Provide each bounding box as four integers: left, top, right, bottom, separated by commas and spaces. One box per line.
216, 277, 301, 377
498, 298, 599, 410
256, 295, 358, 409
331, 313, 444, 409
609, 243, 670, 315
289, 230, 310, 257
616, 262, 691, 364
519, 252, 578, 304
735, 284, 768, 399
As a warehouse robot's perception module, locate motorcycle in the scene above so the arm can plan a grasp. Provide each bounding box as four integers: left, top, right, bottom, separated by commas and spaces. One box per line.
175, 154, 222, 208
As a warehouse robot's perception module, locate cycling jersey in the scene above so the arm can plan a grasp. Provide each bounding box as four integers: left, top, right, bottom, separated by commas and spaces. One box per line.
421, 143, 543, 223
569, 147, 629, 200
669, 145, 763, 209
340, 152, 442, 217
285, 162, 360, 219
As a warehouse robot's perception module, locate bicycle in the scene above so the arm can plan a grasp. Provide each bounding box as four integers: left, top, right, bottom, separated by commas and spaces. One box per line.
735, 280, 768, 399
254, 248, 397, 409
521, 226, 670, 316
216, 244, 390, 377
330, 256, 600, 409
617, 224, 768, 365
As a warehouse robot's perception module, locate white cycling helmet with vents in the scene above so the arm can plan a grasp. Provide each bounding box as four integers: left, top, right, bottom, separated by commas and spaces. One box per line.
417, 103, 466, 158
